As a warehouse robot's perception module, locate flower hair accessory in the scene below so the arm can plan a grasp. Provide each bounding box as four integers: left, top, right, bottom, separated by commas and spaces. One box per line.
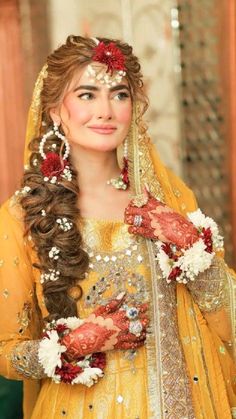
38, 317, 106, 386
92, 41, 126, 74
155, 209, 224, 284
39, 123, 72, 183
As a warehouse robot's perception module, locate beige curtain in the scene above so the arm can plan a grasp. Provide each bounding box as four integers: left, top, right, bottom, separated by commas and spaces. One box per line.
0, 0, 26, 204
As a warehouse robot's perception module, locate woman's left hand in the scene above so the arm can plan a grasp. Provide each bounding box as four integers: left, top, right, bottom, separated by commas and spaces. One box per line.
124, 188, 199, 249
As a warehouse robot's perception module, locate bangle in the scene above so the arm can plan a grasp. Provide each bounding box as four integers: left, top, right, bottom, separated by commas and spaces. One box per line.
155, 209, 224, 284
38, 317, 106, 386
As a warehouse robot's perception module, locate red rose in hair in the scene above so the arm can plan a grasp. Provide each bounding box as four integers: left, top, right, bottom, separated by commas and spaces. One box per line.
40, 152, 68, 179
92, 42, 126, 74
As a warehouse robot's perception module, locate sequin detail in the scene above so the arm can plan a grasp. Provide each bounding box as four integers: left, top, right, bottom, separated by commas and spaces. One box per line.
10, 340, 45, 379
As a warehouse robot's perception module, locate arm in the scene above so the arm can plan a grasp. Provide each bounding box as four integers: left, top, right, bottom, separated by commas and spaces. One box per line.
0, 200, 45, 380
124, 189, 233, 346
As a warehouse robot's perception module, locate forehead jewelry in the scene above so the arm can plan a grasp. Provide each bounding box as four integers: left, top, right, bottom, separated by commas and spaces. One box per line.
86, 39, 126, 87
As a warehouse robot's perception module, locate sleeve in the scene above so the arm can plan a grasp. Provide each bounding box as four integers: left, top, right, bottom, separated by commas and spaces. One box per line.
166, 169, 235, 345
0, 199, 45, 380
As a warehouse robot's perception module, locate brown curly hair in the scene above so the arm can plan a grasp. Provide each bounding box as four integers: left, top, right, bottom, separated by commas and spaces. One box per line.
19, 35, 148, 320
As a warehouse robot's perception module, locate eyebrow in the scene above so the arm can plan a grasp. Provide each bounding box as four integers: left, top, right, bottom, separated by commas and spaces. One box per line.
73, 84, 130, 93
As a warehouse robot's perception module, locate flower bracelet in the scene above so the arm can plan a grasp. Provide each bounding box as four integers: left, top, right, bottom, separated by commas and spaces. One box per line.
155, 209, 224, 284
38, 317, 106, 386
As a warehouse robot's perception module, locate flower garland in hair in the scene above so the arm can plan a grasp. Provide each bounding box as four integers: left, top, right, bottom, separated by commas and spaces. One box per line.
38, 317, 106, 386
155, 209, 224, 284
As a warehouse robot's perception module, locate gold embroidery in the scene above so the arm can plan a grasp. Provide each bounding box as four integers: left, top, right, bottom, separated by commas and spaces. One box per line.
174, 189, 181, 198
3, 289, 9, 298
13, 256, 20, 267
17, 302, 32, 334
10, 340, 45, 379
187, 257, 226, 312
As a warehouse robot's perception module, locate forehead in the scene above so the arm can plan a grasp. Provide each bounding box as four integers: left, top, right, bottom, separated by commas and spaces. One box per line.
67, 62, 129, 91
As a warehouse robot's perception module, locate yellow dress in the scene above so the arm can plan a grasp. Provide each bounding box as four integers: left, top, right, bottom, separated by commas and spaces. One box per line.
0, 172, 236, 418
32, 218, 151, 418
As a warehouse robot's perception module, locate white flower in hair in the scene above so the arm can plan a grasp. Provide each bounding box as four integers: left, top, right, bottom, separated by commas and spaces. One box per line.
49, 246, 60, 260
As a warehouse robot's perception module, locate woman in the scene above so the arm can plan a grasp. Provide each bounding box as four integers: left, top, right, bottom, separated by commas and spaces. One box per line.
0, 35, 235, 419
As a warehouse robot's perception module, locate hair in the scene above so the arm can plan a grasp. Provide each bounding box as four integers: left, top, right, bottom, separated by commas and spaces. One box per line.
19, 35, 148, 321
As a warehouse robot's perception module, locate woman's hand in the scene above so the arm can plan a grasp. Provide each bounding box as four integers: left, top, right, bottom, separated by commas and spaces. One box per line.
61, 293, 148, 360
124, 188, 199, 249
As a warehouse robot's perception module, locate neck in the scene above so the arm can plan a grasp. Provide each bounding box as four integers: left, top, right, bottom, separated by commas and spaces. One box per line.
70, 145, 121, 192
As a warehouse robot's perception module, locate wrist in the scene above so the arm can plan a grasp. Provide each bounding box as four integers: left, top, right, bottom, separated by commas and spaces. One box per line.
38, 317, 106, 386
156, 209, 223, 284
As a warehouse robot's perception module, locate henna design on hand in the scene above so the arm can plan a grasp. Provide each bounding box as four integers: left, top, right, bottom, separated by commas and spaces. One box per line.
124, 188, 199, 249
61, 294, 149, 359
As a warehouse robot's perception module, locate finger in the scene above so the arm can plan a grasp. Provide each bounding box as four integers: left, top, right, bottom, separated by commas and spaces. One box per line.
118, 331, 146, 343
137, 303, 148, 313
125, 206, 145, 216
128, 225, 156, 239
94, 292, 126, 316
117, 340, 146, 350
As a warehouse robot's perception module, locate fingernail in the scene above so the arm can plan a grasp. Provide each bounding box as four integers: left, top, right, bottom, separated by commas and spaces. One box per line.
117, 291, 126, 300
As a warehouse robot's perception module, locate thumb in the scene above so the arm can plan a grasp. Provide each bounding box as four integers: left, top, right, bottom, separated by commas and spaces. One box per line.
94, 292, 126, 316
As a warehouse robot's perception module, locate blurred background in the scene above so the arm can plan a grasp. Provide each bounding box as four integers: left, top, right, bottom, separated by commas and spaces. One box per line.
0, 0, 235, 416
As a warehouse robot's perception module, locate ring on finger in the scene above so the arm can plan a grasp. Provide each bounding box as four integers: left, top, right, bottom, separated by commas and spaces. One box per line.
125, 306, 139, 320
129, 320, 143, 337
133, 214, 143, 227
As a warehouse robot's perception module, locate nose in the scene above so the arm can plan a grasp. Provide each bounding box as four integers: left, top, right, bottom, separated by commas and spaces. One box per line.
96, 96, 113, 120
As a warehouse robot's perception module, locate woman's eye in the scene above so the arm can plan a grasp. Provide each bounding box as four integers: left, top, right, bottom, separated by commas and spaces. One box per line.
78, 92, 94, 100
114, 91, 130, 101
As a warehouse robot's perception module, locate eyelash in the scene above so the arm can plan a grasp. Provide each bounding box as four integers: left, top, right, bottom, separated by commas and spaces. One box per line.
78, 91, 130, 101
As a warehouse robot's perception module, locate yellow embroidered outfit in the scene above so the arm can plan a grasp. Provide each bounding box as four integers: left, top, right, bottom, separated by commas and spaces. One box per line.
0, 64, 236, 418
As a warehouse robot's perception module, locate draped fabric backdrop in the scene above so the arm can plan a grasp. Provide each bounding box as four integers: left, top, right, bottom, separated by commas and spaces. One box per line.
0, 0, 26, 204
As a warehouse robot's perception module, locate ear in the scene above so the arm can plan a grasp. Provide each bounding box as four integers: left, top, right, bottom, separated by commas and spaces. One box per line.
49, 108, 61, 125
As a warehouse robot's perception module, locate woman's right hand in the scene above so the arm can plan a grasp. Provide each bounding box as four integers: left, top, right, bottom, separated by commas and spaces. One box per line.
61, 293, 148, 360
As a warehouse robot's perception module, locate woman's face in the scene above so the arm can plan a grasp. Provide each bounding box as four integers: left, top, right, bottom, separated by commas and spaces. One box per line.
51, 64, 132, 153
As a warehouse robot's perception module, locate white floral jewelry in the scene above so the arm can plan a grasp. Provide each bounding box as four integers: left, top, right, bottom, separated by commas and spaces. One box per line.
49, 246, 60, 260
38, 317, 106, 386
155, 209, 224, 284
56, 218, 73, 232
40, 269, 60, 284
15, 186, 31, 197
86, 64, 126, 88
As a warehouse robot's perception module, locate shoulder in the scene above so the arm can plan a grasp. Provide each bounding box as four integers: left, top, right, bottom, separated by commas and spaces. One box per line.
0, 194, 25, 233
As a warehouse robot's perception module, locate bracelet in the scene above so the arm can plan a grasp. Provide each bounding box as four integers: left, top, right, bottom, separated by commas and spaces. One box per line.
155, 209, 224, 284
38, 317, 106, 386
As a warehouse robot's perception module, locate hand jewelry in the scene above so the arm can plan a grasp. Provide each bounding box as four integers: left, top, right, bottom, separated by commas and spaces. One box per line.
133, 214, 143, 227
129, 320, 143, 337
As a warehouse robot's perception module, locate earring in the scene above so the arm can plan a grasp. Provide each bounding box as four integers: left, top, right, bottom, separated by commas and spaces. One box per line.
39, 122, 70, 160
39, 123, 72, 183
107, 137, 129, 190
